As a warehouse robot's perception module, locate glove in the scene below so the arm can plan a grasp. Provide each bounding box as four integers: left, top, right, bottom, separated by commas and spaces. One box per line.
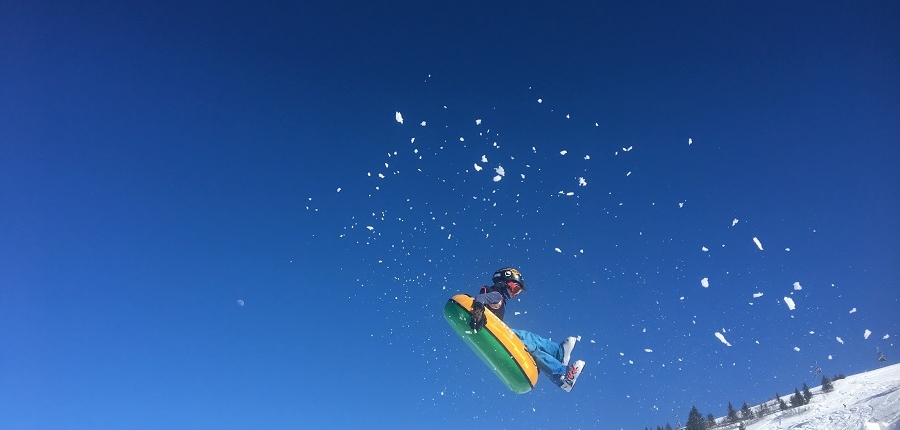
470, 301, 487, 331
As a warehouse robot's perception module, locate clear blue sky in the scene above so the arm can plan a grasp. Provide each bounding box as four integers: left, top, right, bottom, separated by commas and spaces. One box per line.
2, 1, 898, 429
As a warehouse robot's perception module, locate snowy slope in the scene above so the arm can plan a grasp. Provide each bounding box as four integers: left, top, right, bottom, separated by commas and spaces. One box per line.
738, 363, 900, 430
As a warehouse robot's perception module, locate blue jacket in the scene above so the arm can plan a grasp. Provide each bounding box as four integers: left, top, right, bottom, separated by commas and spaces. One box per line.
474, 283, 510, 321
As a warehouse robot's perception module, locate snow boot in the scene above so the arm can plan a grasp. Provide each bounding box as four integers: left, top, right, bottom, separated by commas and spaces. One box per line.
559, 360, 585, 392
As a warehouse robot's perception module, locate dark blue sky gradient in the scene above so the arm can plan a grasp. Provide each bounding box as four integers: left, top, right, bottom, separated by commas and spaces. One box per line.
2, 1, 899, 429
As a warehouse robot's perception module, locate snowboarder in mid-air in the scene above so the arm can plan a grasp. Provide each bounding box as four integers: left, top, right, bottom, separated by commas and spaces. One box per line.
469, 267, 585, 392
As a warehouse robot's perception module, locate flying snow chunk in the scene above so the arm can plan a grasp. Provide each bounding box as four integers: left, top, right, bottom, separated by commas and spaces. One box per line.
584, 155, 591, 160
850, 307, 857, 314
560, 150, 568, 156
537, 98, 543, 103
702, 246, 709, 252
701, 278, 710, 288
554, 247, 562, 253
793, 281, 803, 291
688, 138, 693, 145
753, 292, 764, 298
337, 187, 342, 193
836, 337, 844, 344
679, 202, 685, 208
578, 177, 587, 187
481, 155, 488, 163
476, 119, 482, 125
884, 334, 891, 340
783, 297, 796, 310
644, 349, 653, 353
420, 121, 426, 126
474, 163, 482, 171
715, 332, 732, 347
395, 111, 404, 124
864, 329, 872, 339
794, 347, 801, 352
236, 299, 245, 307
493, 165, 505, 181
459, 137, 464, 142
732, 218, 739, 227
753, 237, 764, 250
366, 226, 375, 231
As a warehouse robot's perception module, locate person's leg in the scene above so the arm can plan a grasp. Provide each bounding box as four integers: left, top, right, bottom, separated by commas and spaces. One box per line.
513, 329, 566, 380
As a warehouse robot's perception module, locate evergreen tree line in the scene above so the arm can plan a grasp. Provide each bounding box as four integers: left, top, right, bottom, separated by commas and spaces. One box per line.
644, 374, 845, 430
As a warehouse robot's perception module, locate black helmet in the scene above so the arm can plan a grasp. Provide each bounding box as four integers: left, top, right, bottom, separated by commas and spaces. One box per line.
492, 267, 527, 296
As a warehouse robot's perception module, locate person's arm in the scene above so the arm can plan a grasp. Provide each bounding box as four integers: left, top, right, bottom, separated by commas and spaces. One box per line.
473, 290, 503, 306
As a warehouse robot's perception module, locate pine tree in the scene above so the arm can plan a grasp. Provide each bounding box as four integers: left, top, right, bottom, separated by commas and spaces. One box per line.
791, 388, 805, 408
686, 406, 705, 430
822, 375, 834, 393
758, 400, 771, 416
665, 423, 673, 430
727, 402, 739, 423
778, 395, 788, 411
740, 402, 754, 420
657, 426, 663, 430
802, 383, 813, 403
706, 413, 716, 429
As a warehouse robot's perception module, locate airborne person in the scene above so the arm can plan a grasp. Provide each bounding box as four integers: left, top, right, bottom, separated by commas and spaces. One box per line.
469, 267, 585, 391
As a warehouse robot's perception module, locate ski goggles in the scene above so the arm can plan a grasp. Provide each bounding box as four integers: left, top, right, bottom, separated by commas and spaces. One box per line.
507, 281, 524, 297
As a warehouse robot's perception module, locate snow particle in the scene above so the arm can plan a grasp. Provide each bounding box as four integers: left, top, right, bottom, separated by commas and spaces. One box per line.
753, 237, 764, 250
864, 329, 872, 339
395, 111, 404, 124
836, 337, 844, 344
753, 292, 764, 298
849, 307, 857, 314
701, 278, 710, 288
715, 332, 732, 347
732, 218, 739, 227
793, 281, 803, 291
784, 297, 796, 311
236, 299, 245, 307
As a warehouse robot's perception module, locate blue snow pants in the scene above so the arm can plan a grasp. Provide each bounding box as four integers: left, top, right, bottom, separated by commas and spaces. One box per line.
513, 329, 566, 382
